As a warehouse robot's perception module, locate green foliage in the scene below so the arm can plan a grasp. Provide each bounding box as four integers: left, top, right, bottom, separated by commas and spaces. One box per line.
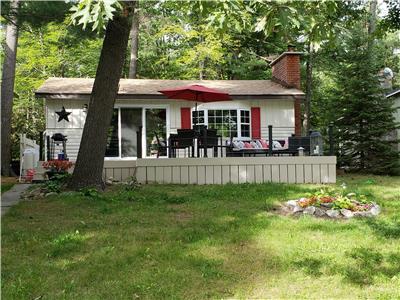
70, 0, 121, 32
79, 187, 100, 198
43, 172, 71, 193
379, 0, 400, 32
333, 26, 399, 174
10, 22, 102, 159
44, 180, 62, 193
1, 1, 70, 27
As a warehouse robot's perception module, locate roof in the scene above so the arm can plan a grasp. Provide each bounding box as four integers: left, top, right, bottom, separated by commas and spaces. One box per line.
35, 78, 304, 100
386, 89, 400, 98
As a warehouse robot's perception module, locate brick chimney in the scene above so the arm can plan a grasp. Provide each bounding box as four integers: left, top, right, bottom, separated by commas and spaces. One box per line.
269, 45, 302, 89
270, 46, 303, 136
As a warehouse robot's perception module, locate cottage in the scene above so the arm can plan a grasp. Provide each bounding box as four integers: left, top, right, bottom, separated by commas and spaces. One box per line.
35, 48, 336, 184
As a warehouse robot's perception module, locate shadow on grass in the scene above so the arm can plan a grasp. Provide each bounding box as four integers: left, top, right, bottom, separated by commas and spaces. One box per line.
342, 247, 400, 285
293, 257, 330, 277
364, 217, 400, 239
293, 247, 400, 286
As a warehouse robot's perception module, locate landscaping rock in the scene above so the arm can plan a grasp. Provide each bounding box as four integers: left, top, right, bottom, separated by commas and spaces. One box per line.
326, 209, 340, 218
281, 197, 380, 219
353, 211, 369, 217
340, 209, 354, 218
370, 205, 381, 216
45, 192, 58, 197
303, 206, 316, 215
315, 207, 326, 217
286, 200, 298, 208
293, 205, 304, 213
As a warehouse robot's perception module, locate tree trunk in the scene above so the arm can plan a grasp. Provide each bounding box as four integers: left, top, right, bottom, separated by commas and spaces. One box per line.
368, 0, 377, 36
68, 11, 132, 190
128, 0, 139, 79
1, 0, 19, 177
304, 43, 313, 134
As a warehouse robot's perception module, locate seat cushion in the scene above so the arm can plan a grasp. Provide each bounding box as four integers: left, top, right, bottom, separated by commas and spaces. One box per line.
260, 139, 269, 149
244, 142, 253, 149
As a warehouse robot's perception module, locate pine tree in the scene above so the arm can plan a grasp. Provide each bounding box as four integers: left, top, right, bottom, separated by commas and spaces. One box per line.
334, 26, 399, 174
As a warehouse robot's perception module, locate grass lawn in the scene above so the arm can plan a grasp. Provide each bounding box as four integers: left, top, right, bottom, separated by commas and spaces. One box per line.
2, 175, 400, 299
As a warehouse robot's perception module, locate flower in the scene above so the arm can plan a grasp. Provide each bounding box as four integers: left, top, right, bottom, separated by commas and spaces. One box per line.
42, 160, 74, 172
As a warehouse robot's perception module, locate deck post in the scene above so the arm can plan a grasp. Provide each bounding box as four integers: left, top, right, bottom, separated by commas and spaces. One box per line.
39, 131, 44, 161
46, 135, 51, 161
137, 127, 142, 158
268, 125, 273, 156
328, 122, 334, 156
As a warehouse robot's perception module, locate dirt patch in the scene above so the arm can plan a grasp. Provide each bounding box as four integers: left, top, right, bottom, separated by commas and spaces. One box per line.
1, 177, 18, 184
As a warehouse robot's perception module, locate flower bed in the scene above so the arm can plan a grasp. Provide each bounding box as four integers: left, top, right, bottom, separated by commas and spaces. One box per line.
283, 189, 380, 219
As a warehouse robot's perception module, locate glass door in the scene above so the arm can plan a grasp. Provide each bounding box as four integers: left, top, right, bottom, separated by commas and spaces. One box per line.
105, 108, 142, 158
145, 108, 167, 157
121, 108, 142, 158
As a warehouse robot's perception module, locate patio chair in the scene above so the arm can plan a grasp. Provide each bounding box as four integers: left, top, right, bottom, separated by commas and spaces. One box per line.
197, 128, 219, 157
169, 129, 196, 158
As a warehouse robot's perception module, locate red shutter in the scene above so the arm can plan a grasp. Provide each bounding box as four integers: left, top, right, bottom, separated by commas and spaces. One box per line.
251, 107, 261, 139
181, 107, 191, 129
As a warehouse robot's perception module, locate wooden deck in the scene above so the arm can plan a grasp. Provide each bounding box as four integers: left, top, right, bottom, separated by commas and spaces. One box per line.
103, 156, 337, 184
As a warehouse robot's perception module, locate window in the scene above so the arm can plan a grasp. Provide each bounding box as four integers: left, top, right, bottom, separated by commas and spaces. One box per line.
105, 109, 119, 157
192, 109, 250, 138
192, 110, 205, 126
240, 110, 250, 138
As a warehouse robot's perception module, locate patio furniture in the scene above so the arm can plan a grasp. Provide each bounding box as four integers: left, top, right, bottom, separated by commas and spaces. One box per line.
197, 128, 220, 157
226, 138, 304, 157
168, 130, 196, 158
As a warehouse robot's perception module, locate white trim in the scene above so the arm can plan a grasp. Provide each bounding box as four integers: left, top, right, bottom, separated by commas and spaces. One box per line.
239, 109, 251, 138
118, 108, 122, 158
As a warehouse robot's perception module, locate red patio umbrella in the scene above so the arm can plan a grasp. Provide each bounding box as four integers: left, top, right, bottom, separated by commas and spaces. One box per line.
158, 84, 231, 126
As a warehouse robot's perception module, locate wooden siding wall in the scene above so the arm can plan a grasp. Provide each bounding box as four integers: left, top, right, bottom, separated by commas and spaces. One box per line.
103, 160, 137, 181
134, 157, 336, 184
46, 98, 295, 160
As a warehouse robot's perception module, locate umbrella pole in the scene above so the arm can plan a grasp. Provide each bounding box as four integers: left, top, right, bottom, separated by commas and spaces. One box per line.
195, 102, 198, 127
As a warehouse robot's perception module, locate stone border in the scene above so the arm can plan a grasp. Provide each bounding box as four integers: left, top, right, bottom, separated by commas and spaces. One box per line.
282, 199, 381, 219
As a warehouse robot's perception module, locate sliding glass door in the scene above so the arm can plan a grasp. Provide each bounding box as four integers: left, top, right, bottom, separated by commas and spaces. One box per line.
121, 108, 142, 157
105, 107, 168, 159
145, 108, 167, 157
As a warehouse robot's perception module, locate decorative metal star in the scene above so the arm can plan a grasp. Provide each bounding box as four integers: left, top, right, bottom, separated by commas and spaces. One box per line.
56, 106, 72, 122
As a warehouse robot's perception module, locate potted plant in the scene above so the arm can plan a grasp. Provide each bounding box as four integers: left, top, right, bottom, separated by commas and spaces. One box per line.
42, 160, 74, 180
